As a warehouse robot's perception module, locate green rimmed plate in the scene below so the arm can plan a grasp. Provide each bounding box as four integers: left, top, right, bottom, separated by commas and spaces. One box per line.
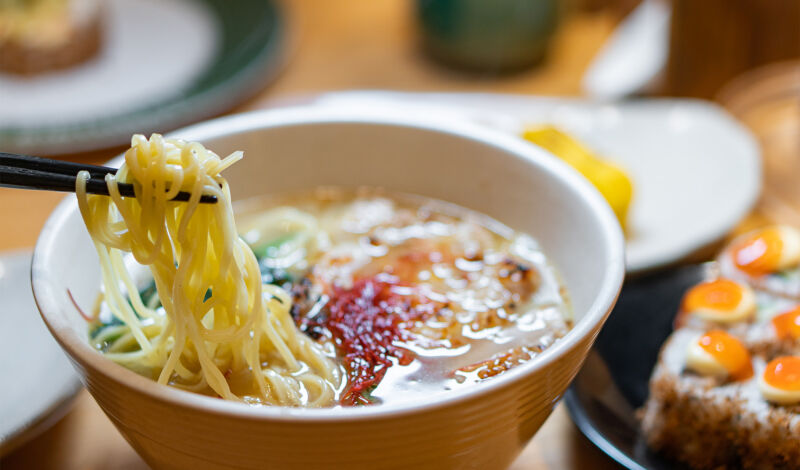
0, 0, 284, 155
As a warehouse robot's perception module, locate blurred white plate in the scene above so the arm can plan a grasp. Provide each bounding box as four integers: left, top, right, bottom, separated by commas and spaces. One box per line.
298, 91, 761, 274
582, 0, 670, 100
0, 0, 284, 155
0, 251, 82, 456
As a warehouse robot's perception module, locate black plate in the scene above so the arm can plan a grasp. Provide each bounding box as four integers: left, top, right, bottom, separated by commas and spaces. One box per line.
564, 265, 709, 470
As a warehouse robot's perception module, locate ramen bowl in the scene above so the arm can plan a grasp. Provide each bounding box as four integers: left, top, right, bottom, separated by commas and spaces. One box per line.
32, 108, 624, 470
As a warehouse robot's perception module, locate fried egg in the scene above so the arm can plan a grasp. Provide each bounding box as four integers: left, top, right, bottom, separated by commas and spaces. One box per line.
730, 225, 800, 276
685, 330, 753, 381
682, 279, 756, 324
759, 356, 800, 405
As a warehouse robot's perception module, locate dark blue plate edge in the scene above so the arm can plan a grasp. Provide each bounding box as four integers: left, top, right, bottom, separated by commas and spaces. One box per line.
564, 386, 646, 470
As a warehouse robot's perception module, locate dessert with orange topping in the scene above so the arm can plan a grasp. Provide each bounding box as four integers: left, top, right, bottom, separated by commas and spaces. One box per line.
641, 270, 800, 469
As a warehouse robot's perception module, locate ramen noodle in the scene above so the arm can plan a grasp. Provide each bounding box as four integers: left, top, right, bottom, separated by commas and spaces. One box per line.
80, 134, 572, 407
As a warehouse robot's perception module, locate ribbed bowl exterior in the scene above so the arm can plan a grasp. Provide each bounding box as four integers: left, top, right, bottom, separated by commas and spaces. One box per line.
33, 110, 624, 470
78, 332, 595, 470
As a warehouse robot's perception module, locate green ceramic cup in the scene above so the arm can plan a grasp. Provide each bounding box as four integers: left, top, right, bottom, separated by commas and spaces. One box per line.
417, 0, 561, 71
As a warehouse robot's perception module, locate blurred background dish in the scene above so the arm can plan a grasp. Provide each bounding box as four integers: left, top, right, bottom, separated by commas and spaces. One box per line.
301, 91, 761, 274
718, 62, 800, 229
581, 0, 670, 100
0, 0, 104, 75
416, 0, 561, 72
0, 0, 284, 155
0, 251, 81, 457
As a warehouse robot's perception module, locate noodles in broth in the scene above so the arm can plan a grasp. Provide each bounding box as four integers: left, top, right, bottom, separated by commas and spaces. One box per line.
79, 133, 572, 408
76, 134, 341, 406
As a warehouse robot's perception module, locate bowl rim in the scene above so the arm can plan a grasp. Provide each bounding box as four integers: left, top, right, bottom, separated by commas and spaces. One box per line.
32, 106, 625, 422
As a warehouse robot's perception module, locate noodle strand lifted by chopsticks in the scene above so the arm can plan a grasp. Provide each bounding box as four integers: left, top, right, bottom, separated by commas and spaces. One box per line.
76, 134, 340, 406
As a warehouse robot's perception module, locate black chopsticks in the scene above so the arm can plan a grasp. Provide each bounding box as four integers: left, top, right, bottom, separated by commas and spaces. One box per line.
0, 152, 217, 203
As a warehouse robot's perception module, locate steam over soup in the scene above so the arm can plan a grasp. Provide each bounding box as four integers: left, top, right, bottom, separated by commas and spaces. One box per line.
83, 135, 571, 407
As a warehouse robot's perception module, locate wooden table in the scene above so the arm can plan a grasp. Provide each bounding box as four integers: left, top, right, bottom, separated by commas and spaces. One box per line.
1, 1, 623, 468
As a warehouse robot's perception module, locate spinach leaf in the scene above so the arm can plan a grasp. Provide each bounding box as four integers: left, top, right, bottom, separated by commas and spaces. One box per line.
252, 233, 296, 259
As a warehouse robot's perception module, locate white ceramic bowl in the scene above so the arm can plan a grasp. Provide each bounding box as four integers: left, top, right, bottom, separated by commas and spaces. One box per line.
32, 108, 625, 470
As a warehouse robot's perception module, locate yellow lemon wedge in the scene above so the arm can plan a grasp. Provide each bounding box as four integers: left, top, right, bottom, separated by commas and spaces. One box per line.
523, 126, 633, 230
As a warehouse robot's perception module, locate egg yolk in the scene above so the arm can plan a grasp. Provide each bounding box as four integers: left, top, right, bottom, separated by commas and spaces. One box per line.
683, 279, 744, 313
698, 330, 753, 381
763, 356, 800, 391
772, 307, 800, 340
731, 227, 784, 276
